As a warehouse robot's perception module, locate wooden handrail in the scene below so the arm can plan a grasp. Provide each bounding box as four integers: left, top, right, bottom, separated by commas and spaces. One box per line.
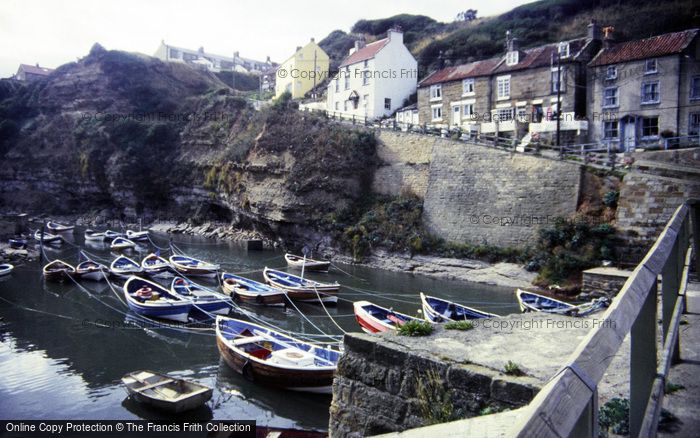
508, 200, 696, 437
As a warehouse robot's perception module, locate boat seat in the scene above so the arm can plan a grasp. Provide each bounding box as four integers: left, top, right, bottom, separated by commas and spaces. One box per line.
136, 378, 174, 391
233, 335, 267, 346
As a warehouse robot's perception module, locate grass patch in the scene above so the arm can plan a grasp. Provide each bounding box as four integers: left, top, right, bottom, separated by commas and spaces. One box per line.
665, 382, 685, 394
416, 368, 461, 425
503, 360, 523, 376
397, 319, 433, 337
444, 321, 475, 331
478, 405, 509, 416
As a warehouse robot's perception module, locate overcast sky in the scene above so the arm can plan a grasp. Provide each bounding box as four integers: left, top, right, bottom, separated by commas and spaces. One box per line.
0, 0, 537, 77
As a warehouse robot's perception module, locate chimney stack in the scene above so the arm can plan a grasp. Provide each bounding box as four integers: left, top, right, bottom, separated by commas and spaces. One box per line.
296, 46, 302, 52
602, 26, 616, 49
506, 30, 519, 52
388, 25, 404, 44
587, 19, 602, 42
310, 37, 315, 43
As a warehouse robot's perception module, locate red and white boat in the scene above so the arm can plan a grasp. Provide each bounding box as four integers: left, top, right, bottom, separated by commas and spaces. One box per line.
353, 300, 420, 334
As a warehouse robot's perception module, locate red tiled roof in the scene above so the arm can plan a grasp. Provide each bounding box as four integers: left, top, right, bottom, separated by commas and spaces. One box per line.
18, 63, 54, 76
589, 29, 698, 67
492, 38, 588, 74
419, 57, 500, 87
339, 38, 390, 68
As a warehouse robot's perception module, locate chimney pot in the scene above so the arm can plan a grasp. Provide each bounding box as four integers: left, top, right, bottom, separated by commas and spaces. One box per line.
602, 26, 616, 49
310, 37, 315, 43
587, 19, 602, 42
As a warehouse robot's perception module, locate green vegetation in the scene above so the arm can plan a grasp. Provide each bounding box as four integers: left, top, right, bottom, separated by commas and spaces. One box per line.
444, 321, 475, 331
503, 360, 524, 376
214, 71, 260, 92
478, 405, 509, 416
528, 217, 617, 288
335, 194, 527, 262
397, 319, 433, 337
415, 368, 461, 424
598, 398, 629, 435
665, 382, 685, 394
603, 190, 619, 208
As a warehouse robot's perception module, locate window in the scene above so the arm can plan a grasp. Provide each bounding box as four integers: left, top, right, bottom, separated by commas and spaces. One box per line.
384, 98, 391, 110
344, 68, 350, 90
691, 77, 700, 100
462, 78, 475, 95
335, 102, 339, 111
463, 103, 474, 117
605, 66, 617, 80
551, 68, 566, 93
343, 100, 348, 111
690, 113, 700, 136
641, 81, 659, 104
506, 51, 519, 66
431, 105, 442, 121
430, 84, 442, 100
497, 76, 510, 100
335, 79, 339, 93
641, 116, 659, 137
363, 94, 369, 107
558, 42, 570, 58
496, 108, 513, 122
362, 71, 370, 86
644, 59, 657, 74
517, 108, 528, 121
603, 121, 619, 139
603, 87, 618, 108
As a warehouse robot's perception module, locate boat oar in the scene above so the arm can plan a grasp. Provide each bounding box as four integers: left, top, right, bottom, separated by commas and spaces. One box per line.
251, 329, 336, 367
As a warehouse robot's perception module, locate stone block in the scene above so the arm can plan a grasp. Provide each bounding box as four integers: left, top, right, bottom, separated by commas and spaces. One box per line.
490, 377, 537, 406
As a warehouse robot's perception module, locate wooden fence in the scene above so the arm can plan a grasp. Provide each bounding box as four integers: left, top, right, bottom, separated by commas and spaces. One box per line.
508, 199, 699, 437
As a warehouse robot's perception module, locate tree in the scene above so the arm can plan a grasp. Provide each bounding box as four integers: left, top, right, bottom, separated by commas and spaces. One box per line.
455, 9, 478, 22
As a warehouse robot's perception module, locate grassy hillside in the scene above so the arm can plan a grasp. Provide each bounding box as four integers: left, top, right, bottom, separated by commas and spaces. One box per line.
322, 0, 700, 76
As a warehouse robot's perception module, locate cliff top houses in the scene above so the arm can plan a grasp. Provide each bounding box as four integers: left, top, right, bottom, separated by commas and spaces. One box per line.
326, 27, 417, 121
15, 63, 54, 81
154, 40, 276, 74
412, 23, 700, 148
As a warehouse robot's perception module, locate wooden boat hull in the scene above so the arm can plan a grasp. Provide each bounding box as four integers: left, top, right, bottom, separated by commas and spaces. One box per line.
516, 289, 573, 313
216, 337, 334, 393
126, 231, 149, 242
124, 277, 192, 322
284, 254, 331, 272
122, 371, 212, 413
47, 222, 74, 233
170, 256, 219, 277
84, 230, 105, 241
43, 260, 76, 282
215, 318, 339, 393
420, 292, 496, 323
220, 274, 286, 306
76, 268, 108, 281
263, 268, 340, 304
0, 264, 14, 276
34, 231, 62, 245
353, 300, 417, 333
141, 255, 173, 278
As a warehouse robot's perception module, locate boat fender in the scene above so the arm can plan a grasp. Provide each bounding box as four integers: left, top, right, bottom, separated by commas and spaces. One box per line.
256, 294, 264, 304
242, 361, 255, 382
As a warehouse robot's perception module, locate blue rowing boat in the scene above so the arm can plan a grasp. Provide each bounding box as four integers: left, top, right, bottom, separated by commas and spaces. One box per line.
420, 293, 496, 323
123, 276, 192, 323
170, 277, 232, 316
221, 272, 286, 306
516, 289, 609, 316
263, 267, 339, 304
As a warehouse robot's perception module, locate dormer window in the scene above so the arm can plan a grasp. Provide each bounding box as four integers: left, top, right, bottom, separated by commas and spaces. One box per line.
430, 84, 442, 101
605, 66, 617, 80
645, 59, 658, 75
558, 42, 570, 58
506, 51, 519, 66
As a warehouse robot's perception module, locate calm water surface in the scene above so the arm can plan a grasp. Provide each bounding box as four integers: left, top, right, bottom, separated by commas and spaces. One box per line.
0, 229, 519, 429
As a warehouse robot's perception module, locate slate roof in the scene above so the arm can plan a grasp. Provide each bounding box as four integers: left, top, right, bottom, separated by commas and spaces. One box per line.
339, 38, 390, 68
419, 58, 500, 87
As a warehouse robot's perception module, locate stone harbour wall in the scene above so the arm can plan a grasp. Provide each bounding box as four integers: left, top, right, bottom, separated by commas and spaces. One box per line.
372, 131, 434, 198
422, 143, 583, 247
580, 267, 632, 299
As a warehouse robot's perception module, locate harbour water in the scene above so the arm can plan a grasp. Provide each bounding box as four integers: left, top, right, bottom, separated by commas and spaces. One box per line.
0, 230, 519, 429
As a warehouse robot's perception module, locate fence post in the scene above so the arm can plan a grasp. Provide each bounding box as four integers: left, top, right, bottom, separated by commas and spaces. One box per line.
630, 280, 658, 437
662, 237, 681, 364
571, 390, 599, 438
688, 199, 700, 275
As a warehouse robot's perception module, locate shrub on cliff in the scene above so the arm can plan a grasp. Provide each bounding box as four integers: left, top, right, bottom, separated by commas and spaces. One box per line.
529, 216, 617, 287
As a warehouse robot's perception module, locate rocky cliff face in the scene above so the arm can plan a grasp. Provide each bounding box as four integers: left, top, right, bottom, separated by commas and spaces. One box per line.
0, 45, 376, 249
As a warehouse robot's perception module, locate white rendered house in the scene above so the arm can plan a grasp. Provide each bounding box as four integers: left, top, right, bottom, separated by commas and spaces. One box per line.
327, 27, 418, 121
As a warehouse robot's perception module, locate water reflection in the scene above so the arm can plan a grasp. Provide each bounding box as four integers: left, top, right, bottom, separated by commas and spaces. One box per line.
0, 227, 519, 428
